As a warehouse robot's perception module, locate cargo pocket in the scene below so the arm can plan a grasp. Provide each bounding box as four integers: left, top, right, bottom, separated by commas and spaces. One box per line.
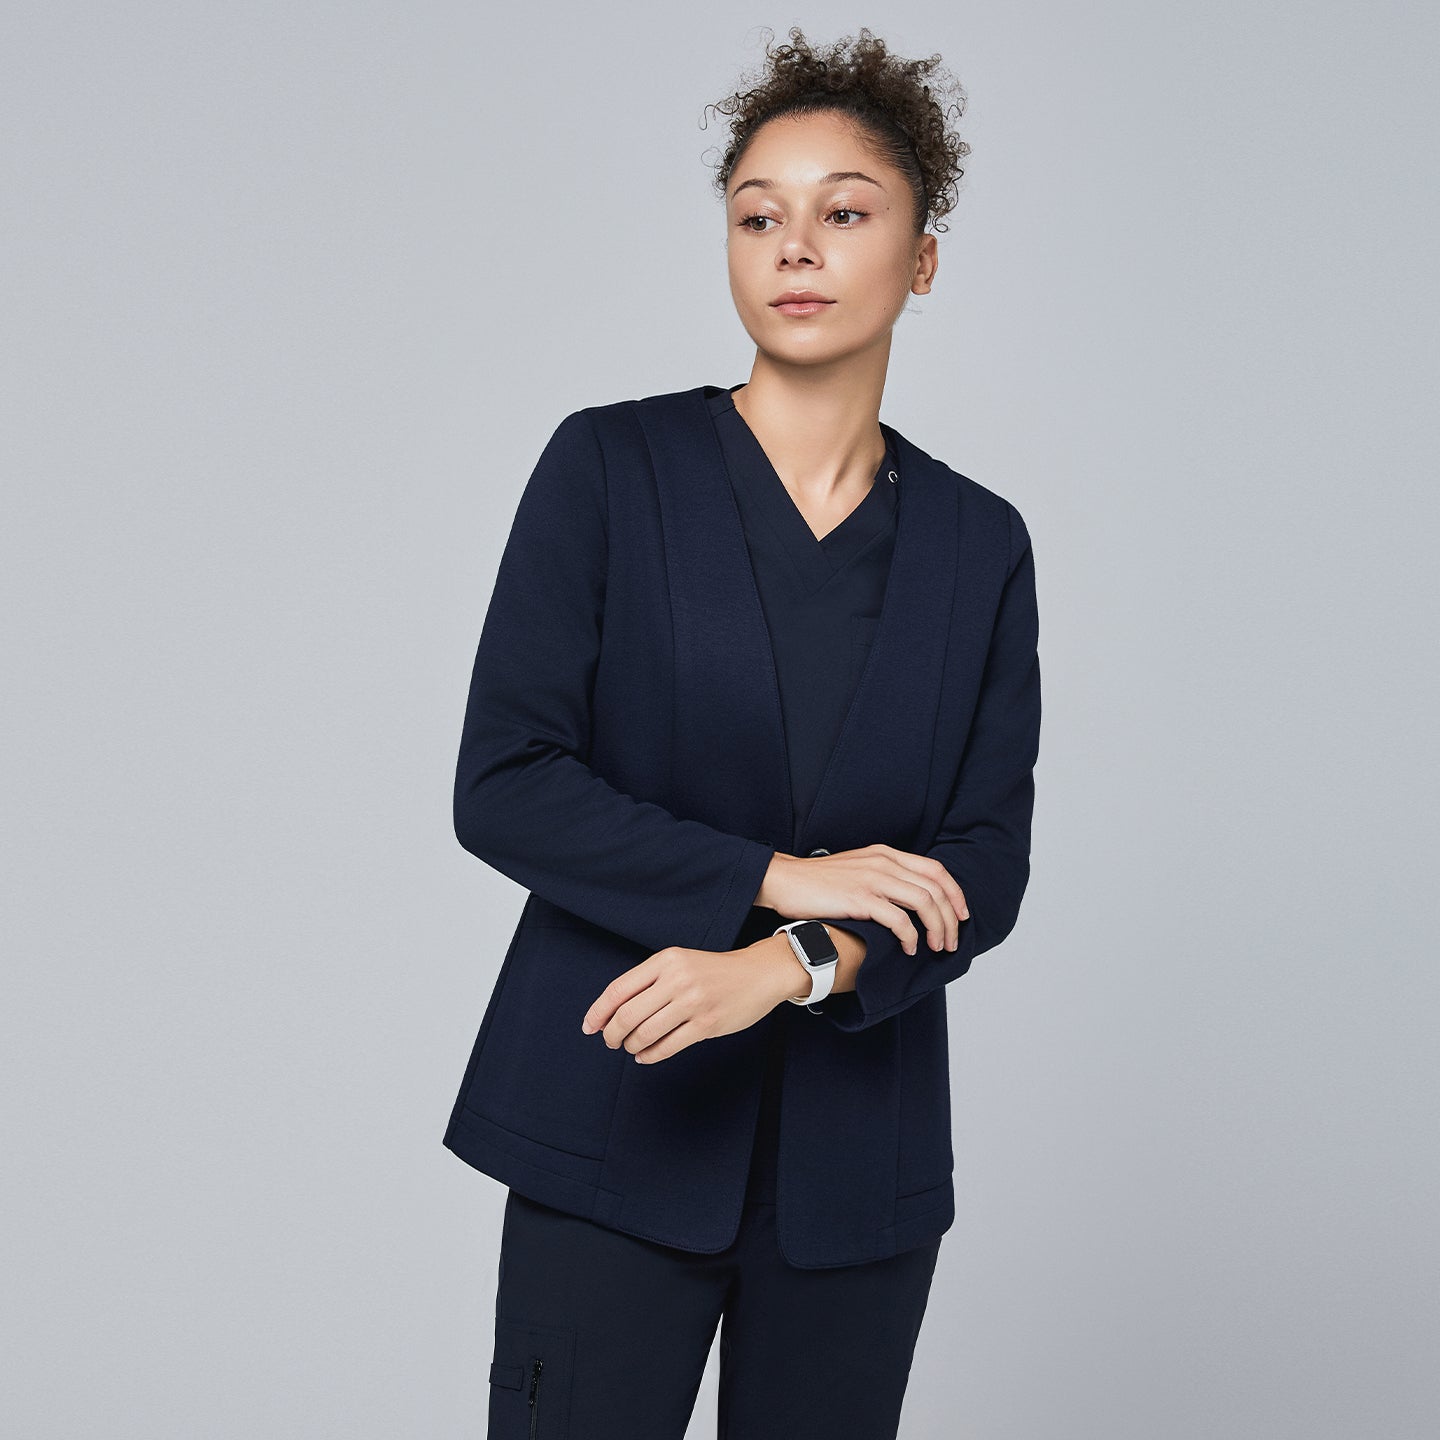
487, 1316, 575, 1438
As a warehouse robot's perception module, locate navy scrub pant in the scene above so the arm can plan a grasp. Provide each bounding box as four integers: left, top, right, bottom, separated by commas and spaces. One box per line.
485, 1188, 943, 1438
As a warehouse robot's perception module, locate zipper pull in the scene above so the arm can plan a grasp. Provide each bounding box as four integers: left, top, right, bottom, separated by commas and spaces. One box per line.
528, 1357, 543, 1438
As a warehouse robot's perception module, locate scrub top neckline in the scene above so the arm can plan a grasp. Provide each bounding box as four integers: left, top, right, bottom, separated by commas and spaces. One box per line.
703, 384, 899, 565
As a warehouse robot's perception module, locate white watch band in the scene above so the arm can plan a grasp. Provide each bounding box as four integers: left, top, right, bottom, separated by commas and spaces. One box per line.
773, 920, 839, 1011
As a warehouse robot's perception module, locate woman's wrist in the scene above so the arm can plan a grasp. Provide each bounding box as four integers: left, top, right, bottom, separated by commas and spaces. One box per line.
758, 932, 813, 1004
754, 925, 866, 1007
754, 851, 798, 912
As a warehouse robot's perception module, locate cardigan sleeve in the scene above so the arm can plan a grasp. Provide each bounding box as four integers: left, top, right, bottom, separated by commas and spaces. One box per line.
810, 500, 1041, 1032
453, 408, 776, 956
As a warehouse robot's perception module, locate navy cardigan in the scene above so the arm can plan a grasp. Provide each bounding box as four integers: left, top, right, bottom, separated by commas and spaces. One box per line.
443, 382, 1042, 1268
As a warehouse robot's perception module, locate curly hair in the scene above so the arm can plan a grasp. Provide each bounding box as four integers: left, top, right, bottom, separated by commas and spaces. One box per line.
702, 26, 970, 236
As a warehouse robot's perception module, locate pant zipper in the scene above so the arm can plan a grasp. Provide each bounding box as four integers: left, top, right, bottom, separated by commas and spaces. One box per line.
528, 1356, 543, 1439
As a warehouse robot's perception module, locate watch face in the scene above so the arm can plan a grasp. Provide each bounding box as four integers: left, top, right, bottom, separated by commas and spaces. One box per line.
791, 920, 839, 966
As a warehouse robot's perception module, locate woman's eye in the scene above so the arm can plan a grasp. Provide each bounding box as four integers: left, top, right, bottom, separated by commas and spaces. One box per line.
738, 208, 869, 232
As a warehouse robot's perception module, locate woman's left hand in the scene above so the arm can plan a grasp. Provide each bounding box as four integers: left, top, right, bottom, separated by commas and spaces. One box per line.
581, 940, 801, 1065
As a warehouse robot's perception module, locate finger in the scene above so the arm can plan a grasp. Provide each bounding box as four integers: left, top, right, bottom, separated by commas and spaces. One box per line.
924, 860, 969, 928
598, 982, 675, 1051
633, 1014, 706, 1065
919, 865, 965, 951
870, 869, 943, 953
581, 956, 661, 1035
888, 855, 967, 950
902, 877, 953, 953
620, 996, 689, 1057
871, 896, 922, 956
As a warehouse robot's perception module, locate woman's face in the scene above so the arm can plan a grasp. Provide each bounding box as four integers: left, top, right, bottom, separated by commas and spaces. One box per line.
724, 109, 936, 368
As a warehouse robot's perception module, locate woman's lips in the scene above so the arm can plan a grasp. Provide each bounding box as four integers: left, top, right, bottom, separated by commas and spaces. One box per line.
773, 300, 834, 316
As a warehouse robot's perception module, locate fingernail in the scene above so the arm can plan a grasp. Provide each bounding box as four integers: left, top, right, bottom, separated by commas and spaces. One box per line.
581, 1021, 592, 1034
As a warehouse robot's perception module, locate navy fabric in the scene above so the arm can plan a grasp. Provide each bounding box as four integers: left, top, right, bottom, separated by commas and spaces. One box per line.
705, 382, 899, 833
444, 381, 1041, 1267
702, 382, 900, 1207
487, 1187, 941, 1438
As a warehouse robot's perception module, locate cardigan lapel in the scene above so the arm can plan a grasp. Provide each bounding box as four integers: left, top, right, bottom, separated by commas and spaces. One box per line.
635, 386, 958, 860
798, 421, 960, 857
637, 388, 795, 852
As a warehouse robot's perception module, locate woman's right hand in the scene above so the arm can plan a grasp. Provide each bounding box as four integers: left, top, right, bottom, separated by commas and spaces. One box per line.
756, 845, 969, 957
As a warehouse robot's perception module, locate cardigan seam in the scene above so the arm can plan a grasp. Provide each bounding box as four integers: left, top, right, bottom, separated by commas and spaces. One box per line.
702, 840, 755, 950
580, 406, 611, 553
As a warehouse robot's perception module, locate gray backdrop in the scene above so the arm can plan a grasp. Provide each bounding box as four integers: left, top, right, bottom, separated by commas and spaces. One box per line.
4, 3, 1436, 1437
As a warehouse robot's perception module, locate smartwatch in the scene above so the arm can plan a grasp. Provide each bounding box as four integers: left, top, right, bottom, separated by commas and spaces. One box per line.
773, 919, 840, 1013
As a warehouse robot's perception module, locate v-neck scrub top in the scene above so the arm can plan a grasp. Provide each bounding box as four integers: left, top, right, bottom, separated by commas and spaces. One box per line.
703, 383, 901, 1206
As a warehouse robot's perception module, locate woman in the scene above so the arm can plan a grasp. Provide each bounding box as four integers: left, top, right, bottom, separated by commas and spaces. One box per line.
446, 26, 1041, 1439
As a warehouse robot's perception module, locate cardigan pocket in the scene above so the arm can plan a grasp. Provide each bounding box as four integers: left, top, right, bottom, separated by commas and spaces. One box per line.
488, 1316, 575, 1437
464, 923, 640, 1159
895, 991, 956, 1197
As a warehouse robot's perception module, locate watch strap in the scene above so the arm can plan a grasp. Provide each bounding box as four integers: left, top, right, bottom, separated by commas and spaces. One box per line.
773, 919, 839, 1011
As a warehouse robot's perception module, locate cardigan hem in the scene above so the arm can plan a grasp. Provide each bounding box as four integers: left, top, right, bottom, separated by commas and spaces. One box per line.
444, 1104, 956, 1269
